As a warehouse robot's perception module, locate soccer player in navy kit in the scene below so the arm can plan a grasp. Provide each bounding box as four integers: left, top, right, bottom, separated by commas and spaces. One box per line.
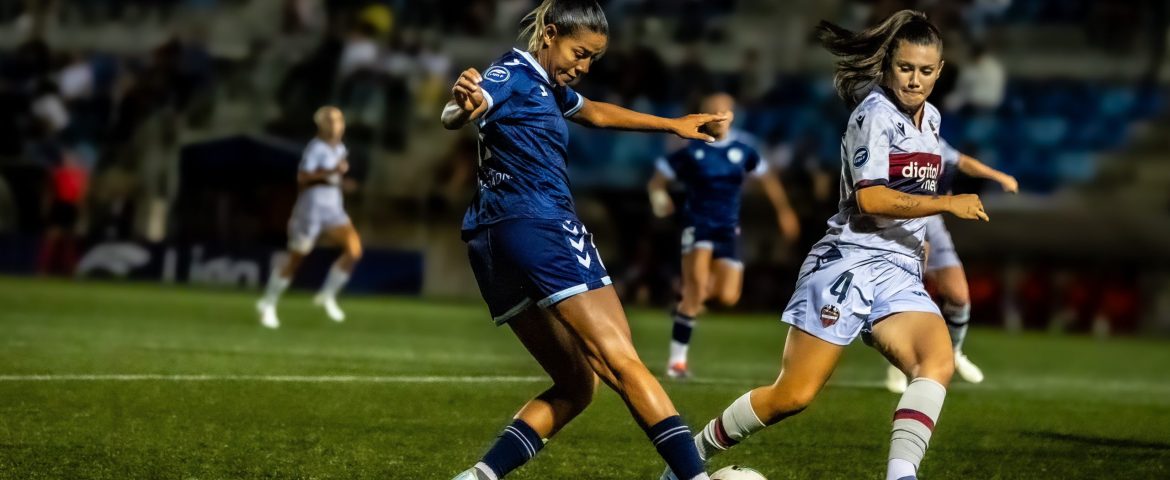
647, 92, 800, 379
665, 11, 989, 480
441, 1, 725, 479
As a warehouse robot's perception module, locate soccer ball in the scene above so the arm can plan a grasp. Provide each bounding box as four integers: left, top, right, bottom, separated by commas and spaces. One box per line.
711, 465, 767, 480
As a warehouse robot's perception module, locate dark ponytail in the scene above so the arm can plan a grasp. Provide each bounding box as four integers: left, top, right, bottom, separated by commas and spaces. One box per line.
815, 10, 943, 107
519, 0, 609, 52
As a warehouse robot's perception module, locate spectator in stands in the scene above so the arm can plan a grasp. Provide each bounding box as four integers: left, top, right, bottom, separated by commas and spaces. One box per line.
944, 43, 1005, 114
37, 147, 88, 276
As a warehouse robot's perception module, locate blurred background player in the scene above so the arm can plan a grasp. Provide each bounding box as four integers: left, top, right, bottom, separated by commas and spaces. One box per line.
647, 92, 800, 379
886, 140, 1019, 393
442, 1, 725, 479
256, 106, 363, 329
668, 11, 990, 480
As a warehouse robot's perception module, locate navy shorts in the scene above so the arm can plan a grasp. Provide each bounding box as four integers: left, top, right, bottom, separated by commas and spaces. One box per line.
681, 225, 741, 263
465, 218, 612, 325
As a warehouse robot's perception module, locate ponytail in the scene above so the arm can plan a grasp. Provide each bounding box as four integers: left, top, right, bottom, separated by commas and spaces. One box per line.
815, 10, 942, 107
519, 0, 608, 52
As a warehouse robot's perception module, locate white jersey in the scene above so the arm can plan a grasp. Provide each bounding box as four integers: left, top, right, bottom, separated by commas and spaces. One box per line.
297, 138, 347, 209
824, 87, 945, 260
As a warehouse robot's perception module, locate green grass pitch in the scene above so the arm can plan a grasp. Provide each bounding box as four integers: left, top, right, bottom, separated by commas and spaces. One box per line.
1, 277, 1168, 479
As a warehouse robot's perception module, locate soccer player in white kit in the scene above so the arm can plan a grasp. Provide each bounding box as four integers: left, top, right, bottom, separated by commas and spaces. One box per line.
256, 106, 363, 329
885, 140, 1018, 393
663, 11, 989, 480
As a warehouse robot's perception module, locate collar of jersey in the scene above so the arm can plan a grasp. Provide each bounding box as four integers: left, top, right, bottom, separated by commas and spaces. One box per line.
872, 86, 927, 133
707, 131, 738, 148
512, 48, 551, 85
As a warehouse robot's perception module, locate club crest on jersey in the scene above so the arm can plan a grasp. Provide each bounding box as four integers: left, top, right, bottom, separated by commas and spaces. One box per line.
855, 114, 865, 129
853, 147, 869, 168
728, 148, 744, 164
820, 305, 841, 328
484, 66, 510, 83
895, 122, 906, 137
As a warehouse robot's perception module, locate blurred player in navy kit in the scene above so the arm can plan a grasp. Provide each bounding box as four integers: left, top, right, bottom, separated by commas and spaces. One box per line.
647, 92, 800, 379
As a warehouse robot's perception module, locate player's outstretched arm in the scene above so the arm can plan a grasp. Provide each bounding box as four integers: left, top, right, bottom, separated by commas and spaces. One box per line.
957, 153, 1019, 193
856, 185, 989, 221
441, 68, 489, 130
756, 174, 801, 243
571, 99, 729, 142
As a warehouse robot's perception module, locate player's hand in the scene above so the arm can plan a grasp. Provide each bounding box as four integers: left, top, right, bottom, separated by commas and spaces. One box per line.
999, 175, 1019, 194
672, 112, 731, 142
452, 68, 485, 113
337, 159, 350, 175
948, 194, 989, 221
650, 190, 674, 218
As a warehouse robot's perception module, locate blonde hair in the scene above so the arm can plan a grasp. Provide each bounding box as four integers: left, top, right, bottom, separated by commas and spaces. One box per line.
313, 105, 341, 127
815, 10, 943, 107
519, 0, 608, 52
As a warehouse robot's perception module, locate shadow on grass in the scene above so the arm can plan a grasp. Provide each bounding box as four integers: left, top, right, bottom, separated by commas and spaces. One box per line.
1023, 431, 1170, 451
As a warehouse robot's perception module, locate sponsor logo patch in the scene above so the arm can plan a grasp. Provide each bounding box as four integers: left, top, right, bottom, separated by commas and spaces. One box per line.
853, 147, 869, 168
484, 66, 510, 83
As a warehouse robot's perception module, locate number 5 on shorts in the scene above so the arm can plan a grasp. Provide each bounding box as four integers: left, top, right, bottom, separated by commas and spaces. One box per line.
828, 271, 854, 304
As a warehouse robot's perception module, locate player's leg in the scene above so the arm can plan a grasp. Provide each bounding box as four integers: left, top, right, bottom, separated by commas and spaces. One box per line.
668, 243, 711, 378
313, 222, 362, 322
553, 287, 709, 480
871, 311, 954, 480
709, 258, 743, 307
923, 215, 981, 383
259, 212, 318, 328
690, 327, 843, 463
930, 265, 982, 383
457, 306, 599, 480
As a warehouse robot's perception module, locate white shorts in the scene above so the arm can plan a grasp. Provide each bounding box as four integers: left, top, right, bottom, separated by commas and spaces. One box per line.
924, 215, 961, 272
780, 243, 940, 346
287, 200, 350, 254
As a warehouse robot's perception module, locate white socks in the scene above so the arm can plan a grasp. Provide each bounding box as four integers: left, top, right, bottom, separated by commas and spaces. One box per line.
887, 378, 947, 480
696, 391, 766, 461
261, 270, 290, 306
317, 264, 351, 299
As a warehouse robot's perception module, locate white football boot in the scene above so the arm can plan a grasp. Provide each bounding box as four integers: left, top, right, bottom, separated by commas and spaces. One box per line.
257, 300, 279, 329
885, 365, 908, 394
314, 294, 346, 322
954, 350, 985, 384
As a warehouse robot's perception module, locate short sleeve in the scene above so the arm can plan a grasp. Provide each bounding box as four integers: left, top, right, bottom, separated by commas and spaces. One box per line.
746, 148, 769, 177
939, 138, 960, 167
479, 64, 517, 114
845, 109, 891, 188
299, 144, 326, 172
555, 85, 586, 118
655, 147, 690, 180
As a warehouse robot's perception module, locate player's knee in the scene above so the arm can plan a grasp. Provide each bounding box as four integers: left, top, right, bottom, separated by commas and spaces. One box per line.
916, 353, 954, 386
716, 289, 740, 307
550, 375, 598, 414
570, 375, 600, 410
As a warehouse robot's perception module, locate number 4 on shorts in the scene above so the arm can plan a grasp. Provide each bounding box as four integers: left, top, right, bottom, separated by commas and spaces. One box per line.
828, 271, 854, 304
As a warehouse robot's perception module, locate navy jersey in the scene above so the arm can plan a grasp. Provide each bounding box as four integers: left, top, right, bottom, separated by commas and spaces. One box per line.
655, 131, 768, 231
461, 48, 586, 234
